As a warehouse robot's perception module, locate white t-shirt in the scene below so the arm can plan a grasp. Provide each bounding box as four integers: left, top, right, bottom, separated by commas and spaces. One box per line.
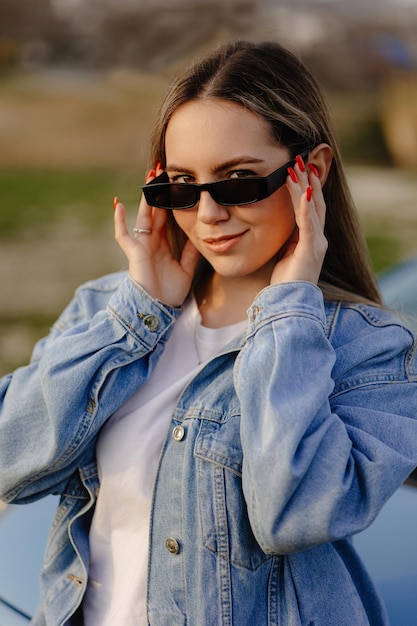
82, 296, 246, 625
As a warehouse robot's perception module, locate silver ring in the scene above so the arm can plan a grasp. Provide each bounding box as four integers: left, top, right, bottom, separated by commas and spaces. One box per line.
133, 228, 152, 235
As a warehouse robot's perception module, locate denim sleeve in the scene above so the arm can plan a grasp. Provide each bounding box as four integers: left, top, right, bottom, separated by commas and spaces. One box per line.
0, 274, 181, 504
235, 281, 417, 555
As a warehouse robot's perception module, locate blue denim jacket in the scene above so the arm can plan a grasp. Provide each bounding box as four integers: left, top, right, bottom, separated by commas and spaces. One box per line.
1, 272, 417, 626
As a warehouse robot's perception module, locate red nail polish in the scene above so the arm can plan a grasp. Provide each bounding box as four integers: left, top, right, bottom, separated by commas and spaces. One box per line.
308, 163, 319, 177
113, 196, 119, 211
287, 167, 298, 183
296, 155, 306, 172
306, 186, 312, 202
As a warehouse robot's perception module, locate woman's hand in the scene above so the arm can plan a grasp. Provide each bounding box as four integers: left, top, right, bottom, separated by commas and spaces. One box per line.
270, 154, 328, 286
114, 169, 200, 307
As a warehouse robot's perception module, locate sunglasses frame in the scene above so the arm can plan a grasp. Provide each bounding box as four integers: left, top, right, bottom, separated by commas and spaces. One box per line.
142, 151, 309, 210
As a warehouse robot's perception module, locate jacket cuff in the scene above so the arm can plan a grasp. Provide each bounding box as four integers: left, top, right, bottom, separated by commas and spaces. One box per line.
247, 282, 326, 334
106, 275, 182, 348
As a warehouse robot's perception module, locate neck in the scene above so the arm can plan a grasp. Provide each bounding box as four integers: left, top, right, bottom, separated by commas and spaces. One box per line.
195, 270, 270, 328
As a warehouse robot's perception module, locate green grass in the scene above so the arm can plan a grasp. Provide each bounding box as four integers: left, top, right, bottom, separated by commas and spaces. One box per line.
366, 233, 402, 274
0, 168, 143, 236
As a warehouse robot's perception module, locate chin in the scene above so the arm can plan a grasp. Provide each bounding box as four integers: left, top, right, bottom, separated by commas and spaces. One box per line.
208, 261, 248, 278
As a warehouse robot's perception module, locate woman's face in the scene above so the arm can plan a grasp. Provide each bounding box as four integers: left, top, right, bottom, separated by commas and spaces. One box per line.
165, 98, 296, 283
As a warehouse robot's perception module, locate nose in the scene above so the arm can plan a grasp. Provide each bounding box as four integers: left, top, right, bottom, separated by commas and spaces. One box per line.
196, 190, 230, 224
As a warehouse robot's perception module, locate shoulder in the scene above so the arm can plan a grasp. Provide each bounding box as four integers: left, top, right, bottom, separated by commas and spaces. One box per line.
325, 298, 415, 335
325, 300, 417, 387
75, 270, 128, 296
54, 271, 128, 331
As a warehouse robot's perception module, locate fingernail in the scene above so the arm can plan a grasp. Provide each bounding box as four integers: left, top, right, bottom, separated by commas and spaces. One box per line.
295, 155, 306, 172
308, 163, 319, 177
306, 186, 312, 202
287, 167, 298, 183
113, 196, 119, 211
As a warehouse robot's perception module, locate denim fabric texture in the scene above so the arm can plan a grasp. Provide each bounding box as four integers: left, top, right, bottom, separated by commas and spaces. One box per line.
1, 272, 417, 625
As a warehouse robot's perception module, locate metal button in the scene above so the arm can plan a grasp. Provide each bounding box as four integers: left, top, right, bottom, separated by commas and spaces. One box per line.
250, 305, 263, 321
165, 537, 180, 555
172, 425, 185, 442
142, 314, 159, 332
68, 573, 84, 587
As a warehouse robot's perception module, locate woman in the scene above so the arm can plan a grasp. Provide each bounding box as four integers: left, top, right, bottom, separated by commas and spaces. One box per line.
1, 40, 417, 625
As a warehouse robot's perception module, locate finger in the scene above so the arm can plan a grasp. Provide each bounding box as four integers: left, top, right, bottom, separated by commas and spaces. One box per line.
145, 168, 156, 183
134, 167, 158, 225
114, 201, 134, 250
296, 192, 317, 242
151, 205, 168, 233
135, 193, 154, 231
135, 167, 167, 233
286, 172, 304, 220
295, 154, 307, 174
308, 170, 326, 230
135, 204, 168, 235
299, 188, 328, 256
287, 181, 323, 249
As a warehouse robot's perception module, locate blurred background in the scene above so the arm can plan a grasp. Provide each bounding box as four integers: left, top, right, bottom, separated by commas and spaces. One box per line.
1, 0, 417, 374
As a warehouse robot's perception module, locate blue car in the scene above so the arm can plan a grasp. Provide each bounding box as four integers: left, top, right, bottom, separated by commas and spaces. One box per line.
0, 497, 57, 625
1, 257, 417, 624
377, 256, 417, 331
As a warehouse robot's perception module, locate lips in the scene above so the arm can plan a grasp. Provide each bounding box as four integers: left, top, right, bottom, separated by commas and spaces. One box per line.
202, 231, 247, 252
203, 230, 247, 243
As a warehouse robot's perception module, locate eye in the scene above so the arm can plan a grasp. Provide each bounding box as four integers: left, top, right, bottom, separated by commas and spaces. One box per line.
229, 169, 257, 179
170, 174, 194, 184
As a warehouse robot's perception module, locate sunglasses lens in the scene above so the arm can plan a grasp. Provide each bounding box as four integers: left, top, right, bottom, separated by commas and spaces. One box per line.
214, 179, 260, 205
170, 185, 197, 208
146, 184, 198, 209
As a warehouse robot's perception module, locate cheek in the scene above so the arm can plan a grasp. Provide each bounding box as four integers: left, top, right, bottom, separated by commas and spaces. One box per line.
274, 186, 295, 220
258, 192, 296, 241
276, 204, 296, 236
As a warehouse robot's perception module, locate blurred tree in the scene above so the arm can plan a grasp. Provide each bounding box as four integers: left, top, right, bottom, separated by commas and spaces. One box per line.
0, 0, 54, 39
88, 1, 258, 71
0, 0, 72, 66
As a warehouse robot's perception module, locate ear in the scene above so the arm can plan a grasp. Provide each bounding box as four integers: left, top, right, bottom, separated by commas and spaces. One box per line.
307, 143, 333, 186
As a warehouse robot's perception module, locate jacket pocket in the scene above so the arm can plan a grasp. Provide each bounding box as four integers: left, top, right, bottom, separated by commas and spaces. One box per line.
195, 417, 271, 571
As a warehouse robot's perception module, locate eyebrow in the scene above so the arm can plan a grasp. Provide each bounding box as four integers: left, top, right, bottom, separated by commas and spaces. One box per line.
166, 157, 266, 176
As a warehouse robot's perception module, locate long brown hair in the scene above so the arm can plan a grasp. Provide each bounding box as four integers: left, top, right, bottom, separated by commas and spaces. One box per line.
149, 40, 381, 304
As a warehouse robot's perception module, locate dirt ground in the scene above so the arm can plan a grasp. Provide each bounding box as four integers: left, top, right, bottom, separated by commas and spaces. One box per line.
0, 68, 169, 169
347, 165, 417, 250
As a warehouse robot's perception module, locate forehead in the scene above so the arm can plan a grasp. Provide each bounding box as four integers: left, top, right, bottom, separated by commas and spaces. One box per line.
165, 98, 279, 163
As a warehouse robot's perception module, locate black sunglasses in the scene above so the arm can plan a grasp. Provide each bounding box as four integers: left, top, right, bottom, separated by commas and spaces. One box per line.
142, 152, 309, 210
